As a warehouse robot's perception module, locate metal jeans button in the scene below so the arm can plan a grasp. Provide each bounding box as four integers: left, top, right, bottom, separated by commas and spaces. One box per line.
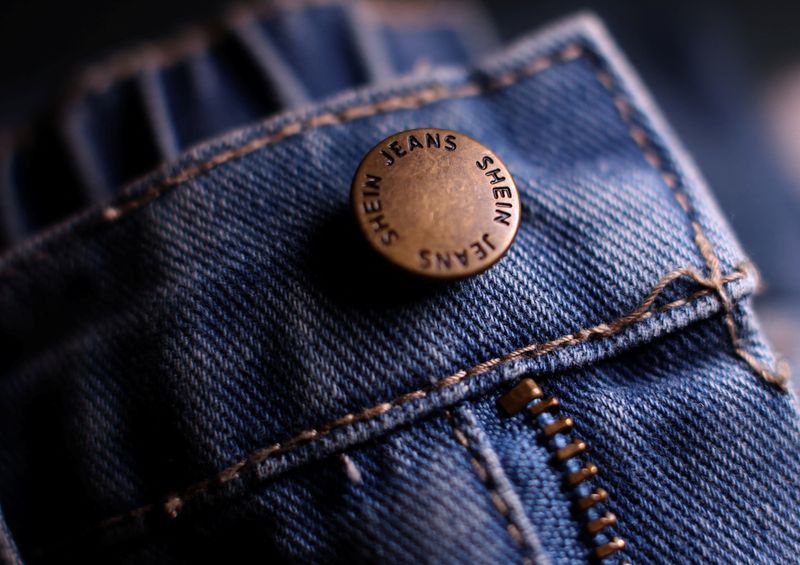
351, 128, 521, 279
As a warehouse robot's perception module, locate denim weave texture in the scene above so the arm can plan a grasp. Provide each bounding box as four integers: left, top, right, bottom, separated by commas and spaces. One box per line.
0, 5, 798, 564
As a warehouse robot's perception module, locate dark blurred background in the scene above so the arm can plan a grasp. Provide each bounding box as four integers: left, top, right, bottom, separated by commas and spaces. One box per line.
2, 1, 800, 128
2, 0, 800, 377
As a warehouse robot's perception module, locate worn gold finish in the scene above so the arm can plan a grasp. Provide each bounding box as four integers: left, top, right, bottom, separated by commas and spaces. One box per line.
577, 487, 608, 510
586, 511, 617, 535
528, 396, 560, 416
351, 128, 521, 279
498, 378, 543, 415
543, 416, 573, 436
555, 439, 587, 462
566, 462, 598, 486
595, 537, 625, 559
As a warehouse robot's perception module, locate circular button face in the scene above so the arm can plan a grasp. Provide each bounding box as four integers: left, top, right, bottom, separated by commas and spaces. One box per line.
351, 128, 521, 279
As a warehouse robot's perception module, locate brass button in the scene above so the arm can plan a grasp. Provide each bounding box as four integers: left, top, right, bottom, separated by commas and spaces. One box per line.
351, 128, 521, 279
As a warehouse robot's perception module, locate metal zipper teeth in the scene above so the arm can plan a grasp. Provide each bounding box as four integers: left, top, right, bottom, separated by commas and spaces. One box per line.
499, 377, 629, 564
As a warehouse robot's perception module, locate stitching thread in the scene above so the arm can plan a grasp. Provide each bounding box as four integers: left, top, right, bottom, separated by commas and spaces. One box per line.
97, 43, 584, 221
64, 1, 379, 103
3, 37, 784, 390
591, 62, 789, 388
92, 264, 748, 531
37, 0, 487, 120
100, 43, 785, 390
445, 409, 533, 565
20, 39, 779, 550
0, 0, 486, 161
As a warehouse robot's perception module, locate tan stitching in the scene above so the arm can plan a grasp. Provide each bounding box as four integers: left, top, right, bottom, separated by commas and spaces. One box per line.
61, 1, 347, 104
23, 39, 773, 548
692, 222, 790, 386
444, 410, 527, 557
55, 0, 492, 115
63, 28, 212, 106
593, 63, 789, 388
91, 264, 747, 531
98, 44, 583, 221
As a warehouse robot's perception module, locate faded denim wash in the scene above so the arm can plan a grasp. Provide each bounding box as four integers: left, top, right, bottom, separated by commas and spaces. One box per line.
0, 4, 798, 564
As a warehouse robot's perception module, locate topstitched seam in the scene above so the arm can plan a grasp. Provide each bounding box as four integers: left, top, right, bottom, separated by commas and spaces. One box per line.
0, 42, 580, 264
46, 37, 770, 535
0, 0, 488, 158
96, 43, 584, 221
88, 264, 749, 533
14, 38, 778, 554
25, 2, 295, 105
588, 58, 788, 388
445, 408, 533, 565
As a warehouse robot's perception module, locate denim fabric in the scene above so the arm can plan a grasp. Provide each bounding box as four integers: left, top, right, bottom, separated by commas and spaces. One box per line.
491, 0, 800, 390
0, 0, 493, 248
1, 6, 798, 565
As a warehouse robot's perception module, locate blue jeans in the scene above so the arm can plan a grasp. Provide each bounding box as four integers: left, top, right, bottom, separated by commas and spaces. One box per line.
0, 3, 798, 564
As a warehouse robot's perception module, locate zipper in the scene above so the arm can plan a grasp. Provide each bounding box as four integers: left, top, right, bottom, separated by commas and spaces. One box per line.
498, 377, 629, 563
